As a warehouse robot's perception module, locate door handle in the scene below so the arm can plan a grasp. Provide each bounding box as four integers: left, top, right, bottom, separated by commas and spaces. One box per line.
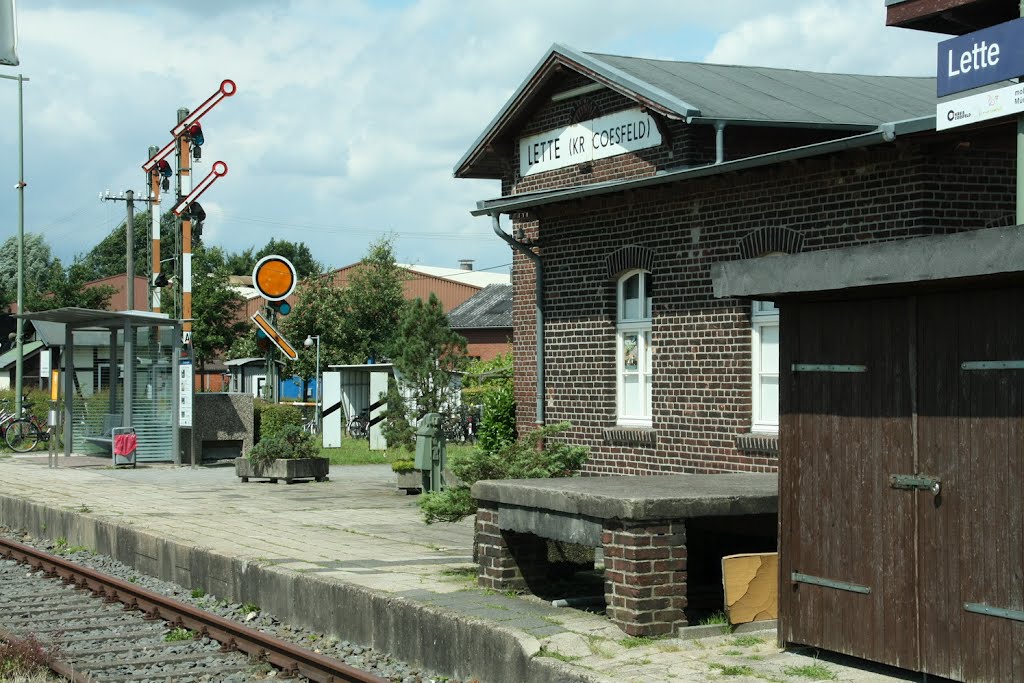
889, 474, 941, 496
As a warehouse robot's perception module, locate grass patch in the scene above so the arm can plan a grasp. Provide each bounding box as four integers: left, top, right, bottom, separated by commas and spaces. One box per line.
164, 627, 192, 642
534, 646, 580, 663
708, 662, 754, 676
190, 588, 206, 599
699, 611, 729, 626
731, 634, 765, 647
783, 663, 838, 680
620, 635, 662, 649
240, 602, 260, 614
321, 440, 477, 466
723, 649, 742, 655
440, 567, 476, 581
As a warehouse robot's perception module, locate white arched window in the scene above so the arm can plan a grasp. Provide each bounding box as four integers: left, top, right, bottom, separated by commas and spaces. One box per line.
616, 270, 652, 425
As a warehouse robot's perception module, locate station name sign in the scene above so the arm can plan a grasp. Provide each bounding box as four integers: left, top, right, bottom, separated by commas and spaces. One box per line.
519, 108, 662, 177
936, 17, 1024, 97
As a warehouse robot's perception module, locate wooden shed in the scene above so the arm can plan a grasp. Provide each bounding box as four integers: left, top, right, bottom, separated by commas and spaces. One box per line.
712, 226, 1024, 683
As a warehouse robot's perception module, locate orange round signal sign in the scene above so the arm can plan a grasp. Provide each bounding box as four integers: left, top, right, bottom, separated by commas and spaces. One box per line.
252, 255, 297, 301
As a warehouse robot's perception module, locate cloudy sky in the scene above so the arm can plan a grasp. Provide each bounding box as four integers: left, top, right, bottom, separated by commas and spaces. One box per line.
0, 0, 943, 276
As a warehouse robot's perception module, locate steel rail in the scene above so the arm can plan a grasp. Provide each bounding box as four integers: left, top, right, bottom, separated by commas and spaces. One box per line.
0, 536, 388, 683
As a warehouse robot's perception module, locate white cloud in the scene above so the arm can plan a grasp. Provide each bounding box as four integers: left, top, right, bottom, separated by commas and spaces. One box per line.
0, 0, 945, 274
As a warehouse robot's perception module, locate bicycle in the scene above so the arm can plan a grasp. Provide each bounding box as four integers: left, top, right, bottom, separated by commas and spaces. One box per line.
5, 403, 56, 452
346, 409, 370, 440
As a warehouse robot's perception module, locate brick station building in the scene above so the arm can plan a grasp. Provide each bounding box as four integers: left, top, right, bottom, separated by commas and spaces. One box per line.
456, 43, 1015, 476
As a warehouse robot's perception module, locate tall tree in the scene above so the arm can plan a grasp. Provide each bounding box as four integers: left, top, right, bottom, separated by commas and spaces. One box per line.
338, 237, 407, 364
76, 210, 177, 281
226, 239, 323, 279
190, 245, 246, 374
280, 274, 348, 382
24, 260, 115, 311
0, 233, 55, 306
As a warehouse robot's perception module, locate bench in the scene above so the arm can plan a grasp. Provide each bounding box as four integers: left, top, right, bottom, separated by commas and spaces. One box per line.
84, 414, 122, 451
472, 473, 778, 637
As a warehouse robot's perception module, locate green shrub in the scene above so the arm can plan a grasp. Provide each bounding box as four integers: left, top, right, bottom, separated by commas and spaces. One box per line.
419, 421, 587, 524
381, 378, 416, 451
391, 459, 416, 473
478, 379, 516, 454
247, 423, 318, 469
462, 353, 516, 454
0, 388, 49, 424
255, 400, 304, 441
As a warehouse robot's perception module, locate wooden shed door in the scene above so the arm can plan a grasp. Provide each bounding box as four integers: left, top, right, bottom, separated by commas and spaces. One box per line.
781, 289, 1024, 682
918, 289, 1024, 683
780, 298, 918, 670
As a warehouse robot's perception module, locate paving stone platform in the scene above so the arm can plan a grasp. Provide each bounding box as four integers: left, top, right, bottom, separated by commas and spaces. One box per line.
0, 454, 929, 683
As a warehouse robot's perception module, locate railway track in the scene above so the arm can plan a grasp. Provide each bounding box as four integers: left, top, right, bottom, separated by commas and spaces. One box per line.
0, 536, 389, 683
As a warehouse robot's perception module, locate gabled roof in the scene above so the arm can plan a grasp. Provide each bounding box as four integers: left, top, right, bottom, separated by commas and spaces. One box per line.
455, 43, 936, 179
447, 284, 512, 329
0, 340, 43, 370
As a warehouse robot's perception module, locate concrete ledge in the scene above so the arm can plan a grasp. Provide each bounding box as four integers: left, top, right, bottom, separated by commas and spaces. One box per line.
0, 494, 601, 683
472, 474, 778, 521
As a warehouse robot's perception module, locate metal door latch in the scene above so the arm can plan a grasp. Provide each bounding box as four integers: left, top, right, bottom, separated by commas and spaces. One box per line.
889, 474, 940, 496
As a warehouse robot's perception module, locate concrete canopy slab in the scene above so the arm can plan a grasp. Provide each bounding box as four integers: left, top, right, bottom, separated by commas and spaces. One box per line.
471, 474, 778, 521
711, 224, 1024, 300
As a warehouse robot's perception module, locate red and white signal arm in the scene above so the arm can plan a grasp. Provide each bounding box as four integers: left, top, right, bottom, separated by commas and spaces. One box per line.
252, 254, 297, 301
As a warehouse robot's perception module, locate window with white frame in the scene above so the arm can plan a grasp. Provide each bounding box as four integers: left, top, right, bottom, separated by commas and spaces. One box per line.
751, 300, 779, 432
617, 270, 652, 425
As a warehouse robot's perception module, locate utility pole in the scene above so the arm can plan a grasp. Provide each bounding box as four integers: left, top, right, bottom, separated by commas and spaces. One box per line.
100, 190, 150, 311
126, 190, 135, 309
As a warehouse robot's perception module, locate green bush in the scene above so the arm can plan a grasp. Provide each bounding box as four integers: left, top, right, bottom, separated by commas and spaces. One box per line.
391, 459, 416, 473
477, 379, 516, 454
247, 423, 318, 469
0, 388, 49, 424
254, 400, 304, 441
461, 353, 516, 454
419, 421, 587, 524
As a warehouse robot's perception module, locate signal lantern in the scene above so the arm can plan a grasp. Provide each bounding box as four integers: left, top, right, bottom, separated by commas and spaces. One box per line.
156, 159, 172, 191
188, 122, 204, 159
152, 273, 170, 288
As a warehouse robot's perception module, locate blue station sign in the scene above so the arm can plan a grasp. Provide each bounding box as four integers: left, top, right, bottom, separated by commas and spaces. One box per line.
937, 18, 1024, 97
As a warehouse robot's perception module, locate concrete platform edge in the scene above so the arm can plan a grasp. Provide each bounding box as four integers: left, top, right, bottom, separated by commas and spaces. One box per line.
0, 493, 603, 683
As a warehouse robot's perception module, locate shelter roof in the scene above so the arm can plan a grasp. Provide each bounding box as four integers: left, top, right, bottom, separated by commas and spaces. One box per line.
455, 43, 936, 178
447, 284, 512, 329
16, 308, 174, 328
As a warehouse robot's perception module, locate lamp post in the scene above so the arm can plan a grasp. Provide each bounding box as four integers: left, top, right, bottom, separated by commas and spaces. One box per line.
1, 73, 28, 417
303, 334, 320, 433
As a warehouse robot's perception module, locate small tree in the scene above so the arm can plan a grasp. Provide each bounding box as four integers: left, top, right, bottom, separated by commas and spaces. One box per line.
338, 237, 407, 364
388, 293, 467, 419
191, 245, 247, 378
280, 274, 348, 385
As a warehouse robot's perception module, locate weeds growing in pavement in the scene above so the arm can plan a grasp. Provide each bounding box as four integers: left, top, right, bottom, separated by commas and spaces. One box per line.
783, 663, 838, 680
164, 628, 193, 642
0, 633, 58, 678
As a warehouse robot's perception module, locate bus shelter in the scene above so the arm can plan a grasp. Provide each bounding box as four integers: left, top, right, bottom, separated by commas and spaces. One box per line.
18, 308, 182, 462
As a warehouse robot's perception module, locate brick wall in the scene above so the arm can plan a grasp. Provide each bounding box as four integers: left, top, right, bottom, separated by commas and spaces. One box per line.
505, 123, 1016, 475
459, 328, 512, 362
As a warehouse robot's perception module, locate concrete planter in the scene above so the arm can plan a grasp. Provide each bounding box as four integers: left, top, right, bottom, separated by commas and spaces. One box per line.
395, 470, 422, 493
235, 457, 329, 484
